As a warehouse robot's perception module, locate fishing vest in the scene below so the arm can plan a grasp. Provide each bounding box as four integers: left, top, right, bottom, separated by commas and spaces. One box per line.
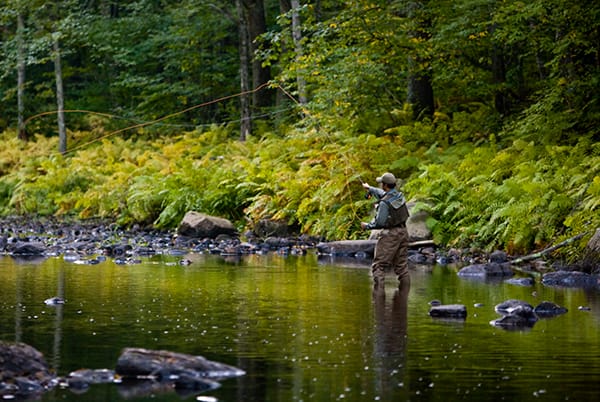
381, 192, 410, 228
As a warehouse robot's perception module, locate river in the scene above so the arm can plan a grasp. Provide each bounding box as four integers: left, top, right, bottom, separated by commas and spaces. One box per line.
1, 252, 599, 401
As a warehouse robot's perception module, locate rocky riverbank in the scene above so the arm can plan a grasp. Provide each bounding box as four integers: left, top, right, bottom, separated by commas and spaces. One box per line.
0, 214, 502, 271
1, 215, 598, 283
0, 341, 244, 400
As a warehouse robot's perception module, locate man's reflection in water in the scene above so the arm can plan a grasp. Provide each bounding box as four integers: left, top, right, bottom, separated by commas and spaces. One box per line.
372, 278, 410, 398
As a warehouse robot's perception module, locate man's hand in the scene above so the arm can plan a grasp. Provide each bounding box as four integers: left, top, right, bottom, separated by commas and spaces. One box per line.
360, 222, 369, 230
362, 182, 370, 190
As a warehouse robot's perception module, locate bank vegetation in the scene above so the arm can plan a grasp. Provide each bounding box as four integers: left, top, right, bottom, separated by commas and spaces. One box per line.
0, 1, 598, 260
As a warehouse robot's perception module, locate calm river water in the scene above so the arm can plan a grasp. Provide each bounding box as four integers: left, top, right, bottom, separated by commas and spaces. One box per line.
1, 253, 599, 401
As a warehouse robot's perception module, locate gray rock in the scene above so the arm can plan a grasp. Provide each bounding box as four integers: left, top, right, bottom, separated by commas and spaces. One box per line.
490, 313, 537, 329
491, 299, 538, 329
534, 301, 568, 317
542, 271, 599, 288
8, 241, 46, 256
177, 211, 237, 239
494, 299, 534, 315
489, 250, 508, 263
458, 262, 514, 278
408, 252, 428, 264
316, 240, 376, 257
504, 277, 535, 286
252, 219, 294, 238
0, 341, 56, 398
429, 304, 467, 318
405, 202, 432, 241
116, 348, 245, 381
67, 369, 115, 390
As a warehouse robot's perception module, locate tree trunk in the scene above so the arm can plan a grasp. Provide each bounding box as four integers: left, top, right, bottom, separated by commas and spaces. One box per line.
17, 12, 27, 140
491, 44, 510, 115
406, 1, 434, 120
290, 0, 307, 105
407, 68, 434, 120
245, 0, 272, 109
237, 0, 252, 141
488, 22, 511, 116
53, 37, 67, 154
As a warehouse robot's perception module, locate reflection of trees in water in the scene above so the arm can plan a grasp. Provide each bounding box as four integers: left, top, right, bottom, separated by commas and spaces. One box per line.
51, 267, 65, 372
13, 265, 65, 372
372, 279, 410, 398
14, 268, 23, 343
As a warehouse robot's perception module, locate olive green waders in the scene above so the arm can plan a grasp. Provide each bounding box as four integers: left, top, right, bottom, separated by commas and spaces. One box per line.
372, 226, 409, 287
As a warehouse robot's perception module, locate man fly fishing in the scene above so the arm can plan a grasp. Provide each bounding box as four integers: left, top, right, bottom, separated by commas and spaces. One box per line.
361, 172, 410, 289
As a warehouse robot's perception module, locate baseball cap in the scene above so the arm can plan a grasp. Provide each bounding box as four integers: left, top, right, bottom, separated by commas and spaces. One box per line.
376, 172, 397, 185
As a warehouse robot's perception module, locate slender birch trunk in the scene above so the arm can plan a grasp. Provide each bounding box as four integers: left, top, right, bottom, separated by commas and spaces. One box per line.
290, 0, 307, 105
237, 0, 251, 141
53, 36, 67, 154
17, 12, 27, 140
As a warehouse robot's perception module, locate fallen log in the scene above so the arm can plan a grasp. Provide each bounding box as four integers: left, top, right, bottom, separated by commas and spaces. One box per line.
510, 232, 588, 264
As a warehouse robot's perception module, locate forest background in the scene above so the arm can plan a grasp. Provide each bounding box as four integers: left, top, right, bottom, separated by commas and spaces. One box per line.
0, 0, 598, 260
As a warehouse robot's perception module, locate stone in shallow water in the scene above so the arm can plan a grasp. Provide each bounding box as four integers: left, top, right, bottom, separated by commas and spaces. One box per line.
428, 304, 467, 319
457, 262, 514, 278
494, 299, 534, 315
490, 313, 537, 329
533, 301, 568, 318
504, 277, 535, 286
491, 299, 540, 330
541, 271, 599, 288
0, 341, 56, 398
115, 348, 246, 381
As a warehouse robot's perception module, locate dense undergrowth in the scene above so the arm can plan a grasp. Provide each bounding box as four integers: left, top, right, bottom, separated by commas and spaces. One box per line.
0, 117, 598, 259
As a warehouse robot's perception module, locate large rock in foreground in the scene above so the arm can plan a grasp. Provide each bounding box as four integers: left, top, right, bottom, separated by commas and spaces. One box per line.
178, 211, 237, 239
116, 348, 245, 382
1, 342, 245, 399
0, 341, 56, 398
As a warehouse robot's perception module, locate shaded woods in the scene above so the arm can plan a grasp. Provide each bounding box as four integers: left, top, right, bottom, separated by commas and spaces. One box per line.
0, 0, 598, 259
